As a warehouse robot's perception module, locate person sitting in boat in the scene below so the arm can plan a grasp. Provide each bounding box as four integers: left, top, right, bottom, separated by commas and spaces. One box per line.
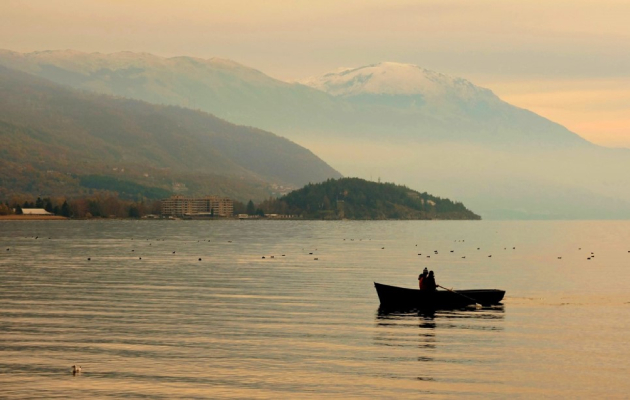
424, 271, 437, 291
418, 268, 428, 289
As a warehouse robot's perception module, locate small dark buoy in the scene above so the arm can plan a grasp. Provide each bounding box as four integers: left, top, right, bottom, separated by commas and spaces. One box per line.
488, 255, 492, 257
513, 247, 516, 250
450, 250, 454, 253
282, 254, 285, 257
418, 253, 421, 256
262, 256, 266, 259
477, 248, 480, 250
309, 252, 313, 255
270, 256, 275, 259
462, 256, 466, 259
587, 257, 591, 260
6, 248, 8, 251
381, 247, 385, 250
199, 258, 202, 261
314, 258, 318, 260
139, 257, 142, 260
228, 241, 232, 243
172, 251, 176, 254
558, 257, 562, 259
132, 250, 135, 252
427, 256, 430, 258
87, 258, 91, 261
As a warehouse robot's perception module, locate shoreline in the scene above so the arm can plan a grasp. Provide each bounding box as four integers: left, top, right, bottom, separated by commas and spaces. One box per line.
0, 215, 68, 220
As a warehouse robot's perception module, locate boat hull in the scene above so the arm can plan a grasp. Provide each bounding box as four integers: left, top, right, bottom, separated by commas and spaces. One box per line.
374, 282, 505, 310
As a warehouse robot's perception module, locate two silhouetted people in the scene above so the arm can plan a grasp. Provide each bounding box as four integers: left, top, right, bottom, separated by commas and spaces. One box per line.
418, 268, 437, 291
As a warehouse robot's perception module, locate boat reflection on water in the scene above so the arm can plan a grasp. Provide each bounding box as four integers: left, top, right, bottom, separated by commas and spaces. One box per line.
373, 306, 505, 383
377, 304, 506, 319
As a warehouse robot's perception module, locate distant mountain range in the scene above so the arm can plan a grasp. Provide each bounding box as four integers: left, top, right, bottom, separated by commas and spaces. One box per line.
0, 50, 585, 147
1, 49, 630, 219
0, 65, 341, 201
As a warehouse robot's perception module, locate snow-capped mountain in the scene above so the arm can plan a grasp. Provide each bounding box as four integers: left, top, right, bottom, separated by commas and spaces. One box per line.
0, 50, 582, 146
2, 49, 630, 219
300, 62, 494, 101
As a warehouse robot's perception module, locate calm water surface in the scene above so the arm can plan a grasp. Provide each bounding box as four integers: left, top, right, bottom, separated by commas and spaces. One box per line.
1, 220, 629, 398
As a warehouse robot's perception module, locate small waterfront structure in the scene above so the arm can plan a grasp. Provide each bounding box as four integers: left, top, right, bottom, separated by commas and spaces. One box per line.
20, 208, 53, 215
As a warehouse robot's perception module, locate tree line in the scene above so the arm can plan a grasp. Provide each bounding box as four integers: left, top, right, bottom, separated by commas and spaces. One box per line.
0, 194, 161, 218
244, 178, 481, 220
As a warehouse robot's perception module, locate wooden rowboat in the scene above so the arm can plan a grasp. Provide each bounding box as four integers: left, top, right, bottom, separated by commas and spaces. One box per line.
374, 282, 505, 310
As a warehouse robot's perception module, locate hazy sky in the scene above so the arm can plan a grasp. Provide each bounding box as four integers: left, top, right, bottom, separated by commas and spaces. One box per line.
2, 0, 630, 147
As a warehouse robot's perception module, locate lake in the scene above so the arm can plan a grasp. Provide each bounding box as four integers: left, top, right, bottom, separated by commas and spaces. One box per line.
1, 220, 629, 398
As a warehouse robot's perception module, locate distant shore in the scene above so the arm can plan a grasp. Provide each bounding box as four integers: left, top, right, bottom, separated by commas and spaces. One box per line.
0, 215, 68, 220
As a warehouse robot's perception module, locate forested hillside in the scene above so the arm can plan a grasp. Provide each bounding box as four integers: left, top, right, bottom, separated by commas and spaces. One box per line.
259, 178, 480, 220
0, 66, 341, 200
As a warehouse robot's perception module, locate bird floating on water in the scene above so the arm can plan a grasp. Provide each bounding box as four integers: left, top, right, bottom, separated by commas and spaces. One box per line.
72, 365, 81, 375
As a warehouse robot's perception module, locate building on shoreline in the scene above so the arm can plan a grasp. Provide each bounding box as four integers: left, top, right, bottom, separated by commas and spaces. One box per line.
20, 208, 54, 216
161, 195, 234, 217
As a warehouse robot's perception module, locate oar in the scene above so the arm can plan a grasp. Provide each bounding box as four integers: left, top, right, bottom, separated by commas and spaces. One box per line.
437, 285, 482, 309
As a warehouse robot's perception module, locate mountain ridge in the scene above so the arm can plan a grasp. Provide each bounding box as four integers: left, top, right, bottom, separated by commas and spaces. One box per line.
0, 65, 342, 201
0, 49, 590, 146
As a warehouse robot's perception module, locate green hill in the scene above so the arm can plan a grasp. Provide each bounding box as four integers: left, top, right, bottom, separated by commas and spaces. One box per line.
0, 66, 342, 201
260, 178, 480, 220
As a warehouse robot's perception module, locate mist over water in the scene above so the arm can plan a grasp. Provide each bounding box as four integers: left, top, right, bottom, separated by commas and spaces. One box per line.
304, 140, 630, 220
1, 220, 629, 398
